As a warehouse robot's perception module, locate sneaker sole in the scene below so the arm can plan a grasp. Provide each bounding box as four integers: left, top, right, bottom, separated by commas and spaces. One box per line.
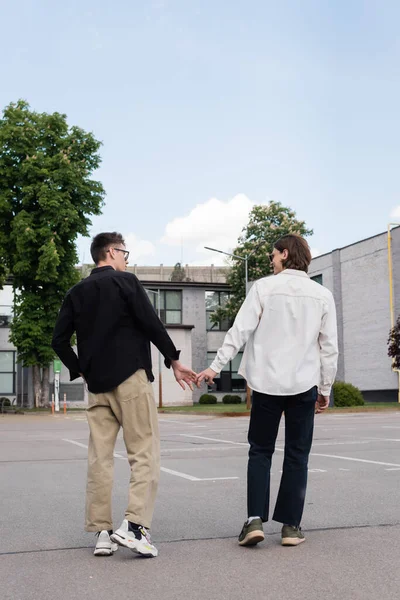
94, 547, 114, 556
110, 531, 158, 557
239, 531, 265, 546
281, 537, 306, 546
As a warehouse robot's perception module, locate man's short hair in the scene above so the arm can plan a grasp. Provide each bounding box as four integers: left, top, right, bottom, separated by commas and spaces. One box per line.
90, 232, 125, 265
274, 234, 312, 272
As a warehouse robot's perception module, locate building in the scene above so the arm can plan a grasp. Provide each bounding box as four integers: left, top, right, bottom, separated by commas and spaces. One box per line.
1, 227, 399, 406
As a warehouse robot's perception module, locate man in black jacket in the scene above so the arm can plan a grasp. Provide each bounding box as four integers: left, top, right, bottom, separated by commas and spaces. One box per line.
52, 232, 197, 558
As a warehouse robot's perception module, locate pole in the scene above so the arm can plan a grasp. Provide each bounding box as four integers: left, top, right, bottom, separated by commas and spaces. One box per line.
63, 393, 67, 414
387, 223, 400, 403
51, 393, 54, 415
54, 372, 60, 412
157, 289, 163, 408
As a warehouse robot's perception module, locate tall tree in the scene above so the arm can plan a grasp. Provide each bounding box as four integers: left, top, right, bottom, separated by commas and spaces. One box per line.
211, 202, 313, 325
0, 100, 105, 406
388, 315, 400, 369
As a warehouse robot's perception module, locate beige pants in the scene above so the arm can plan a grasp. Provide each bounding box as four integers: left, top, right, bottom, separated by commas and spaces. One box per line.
85, 370, 160, 532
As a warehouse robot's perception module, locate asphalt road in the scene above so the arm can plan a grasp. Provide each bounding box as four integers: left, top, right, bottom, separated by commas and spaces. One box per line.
1, 410, 400, 600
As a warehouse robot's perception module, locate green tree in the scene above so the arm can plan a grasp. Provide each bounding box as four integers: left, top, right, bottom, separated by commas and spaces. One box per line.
211, 202, 313, 325
0, 100, 105, 406
170, 262, 187, 282
388, 315, 400, 369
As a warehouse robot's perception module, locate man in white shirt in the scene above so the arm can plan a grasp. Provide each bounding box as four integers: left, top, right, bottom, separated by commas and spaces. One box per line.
197, 234, 338, 547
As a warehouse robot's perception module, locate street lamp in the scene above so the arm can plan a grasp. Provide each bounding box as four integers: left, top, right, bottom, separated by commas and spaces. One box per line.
204, 245, 254, 408
204, 246, 251, 295
145, 289, 163, 408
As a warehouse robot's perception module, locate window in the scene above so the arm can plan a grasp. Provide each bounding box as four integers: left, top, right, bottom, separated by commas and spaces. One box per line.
147, 290, 182, 324
0, 351, 15, 394
311, 274, 323, 285
206, 351, 245, 392
0, 284, 13, 328
205, 291, 232, 331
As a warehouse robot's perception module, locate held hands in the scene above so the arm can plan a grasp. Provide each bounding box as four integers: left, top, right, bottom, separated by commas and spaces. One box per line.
315, 394, 330, 414
196, 367, 218, 387
171, 360, 199, 391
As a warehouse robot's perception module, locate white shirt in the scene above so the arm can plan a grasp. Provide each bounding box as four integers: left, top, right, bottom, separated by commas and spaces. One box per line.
210, 269, 339, 396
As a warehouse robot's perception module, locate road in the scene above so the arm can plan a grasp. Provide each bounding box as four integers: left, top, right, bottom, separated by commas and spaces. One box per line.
1, 410, 400, 599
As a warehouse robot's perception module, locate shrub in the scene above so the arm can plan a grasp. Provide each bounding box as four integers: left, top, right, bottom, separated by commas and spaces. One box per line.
199, 394, 217, 405
222, 395, 242, 404
332, 382, 364, 407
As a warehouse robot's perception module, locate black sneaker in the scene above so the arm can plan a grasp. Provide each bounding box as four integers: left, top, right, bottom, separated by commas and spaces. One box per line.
238, 518, 265, 546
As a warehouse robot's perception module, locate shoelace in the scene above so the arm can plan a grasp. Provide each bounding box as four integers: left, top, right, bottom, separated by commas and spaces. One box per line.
139, 526, 152, 544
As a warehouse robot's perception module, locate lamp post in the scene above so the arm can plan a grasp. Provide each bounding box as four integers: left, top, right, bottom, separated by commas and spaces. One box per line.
204, 246, 253, 408
387, 223, 400, 403
145, 289, 163, 408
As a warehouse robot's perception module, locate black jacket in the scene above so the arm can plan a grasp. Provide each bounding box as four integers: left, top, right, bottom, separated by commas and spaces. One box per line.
52, 266, 180, 393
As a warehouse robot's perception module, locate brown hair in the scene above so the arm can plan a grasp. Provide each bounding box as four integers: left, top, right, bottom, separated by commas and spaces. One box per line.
90, 232, 125, 264
273, 234, 312, 272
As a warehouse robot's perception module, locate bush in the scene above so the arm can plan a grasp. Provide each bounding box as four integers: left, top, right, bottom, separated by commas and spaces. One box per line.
222, 395, 242, 404
332, 382, 364, 407
199, 394, 217, 405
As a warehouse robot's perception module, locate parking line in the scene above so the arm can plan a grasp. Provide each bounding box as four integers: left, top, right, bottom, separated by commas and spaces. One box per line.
63, 439, 125, 459
180, 434, 247, 446
62, 439, 238, 482
276, 448, 400, 468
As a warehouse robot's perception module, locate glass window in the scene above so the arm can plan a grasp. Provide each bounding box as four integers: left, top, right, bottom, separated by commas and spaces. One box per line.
0, 351, 15, 394
206, 352, 244, 392
0, 352, 13, 371
311, 274, 323, 285
0, 284, 13, 327
147, 290, 182, 325
0, 373, 13, 394
206, 291, 232, 331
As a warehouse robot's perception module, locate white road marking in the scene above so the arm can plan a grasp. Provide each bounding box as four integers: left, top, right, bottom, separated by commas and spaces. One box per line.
385, 468, 400, 471
159, 467, 198, 481
62, 439, 238, 481
277, 448, 400, 468
309, 469, 327, 473
180, 434, 247, 446
63, 439, 124, 458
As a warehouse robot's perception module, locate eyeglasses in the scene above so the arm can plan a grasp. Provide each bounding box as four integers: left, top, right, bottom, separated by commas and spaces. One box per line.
108, 248, 130, 261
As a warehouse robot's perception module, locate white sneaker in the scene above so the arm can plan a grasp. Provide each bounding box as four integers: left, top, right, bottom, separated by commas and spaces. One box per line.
110, 519, 158, 557
94, 530, 119, 556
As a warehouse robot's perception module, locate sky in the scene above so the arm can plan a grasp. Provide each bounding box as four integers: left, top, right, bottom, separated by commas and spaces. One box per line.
1, 0, 400, 266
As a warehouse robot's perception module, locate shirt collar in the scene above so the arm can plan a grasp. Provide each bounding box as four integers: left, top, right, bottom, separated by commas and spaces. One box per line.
90, 266, 115, 275
278, 268, 309, 278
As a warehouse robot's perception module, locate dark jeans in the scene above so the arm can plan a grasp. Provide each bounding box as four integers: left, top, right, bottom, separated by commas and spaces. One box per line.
247, 386, 317, 527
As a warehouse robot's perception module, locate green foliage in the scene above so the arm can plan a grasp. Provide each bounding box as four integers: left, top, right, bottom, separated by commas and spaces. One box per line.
211, 202, 313, 324
222, 394, 242, 404
199, 394, 217, 404
170, 262, 187, 282
0, 100, 105, 367
388, 315, 400, 369
332, 381, 365, 407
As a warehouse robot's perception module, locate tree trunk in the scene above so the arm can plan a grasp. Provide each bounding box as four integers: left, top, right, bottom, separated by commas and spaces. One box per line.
32, 365, 41, 408
32, 364, 51, 407
41, 366, 50, 407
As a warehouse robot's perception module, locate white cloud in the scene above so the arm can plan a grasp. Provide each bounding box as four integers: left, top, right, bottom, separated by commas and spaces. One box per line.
161, 194, 256, 264
390, 206, 400, 220
124, 233, 156, 263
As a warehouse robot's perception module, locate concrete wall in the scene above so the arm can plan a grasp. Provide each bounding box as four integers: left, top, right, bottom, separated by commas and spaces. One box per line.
309, 228, 400, 398
340, 232, 397, 393
151, 327, 193, 406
